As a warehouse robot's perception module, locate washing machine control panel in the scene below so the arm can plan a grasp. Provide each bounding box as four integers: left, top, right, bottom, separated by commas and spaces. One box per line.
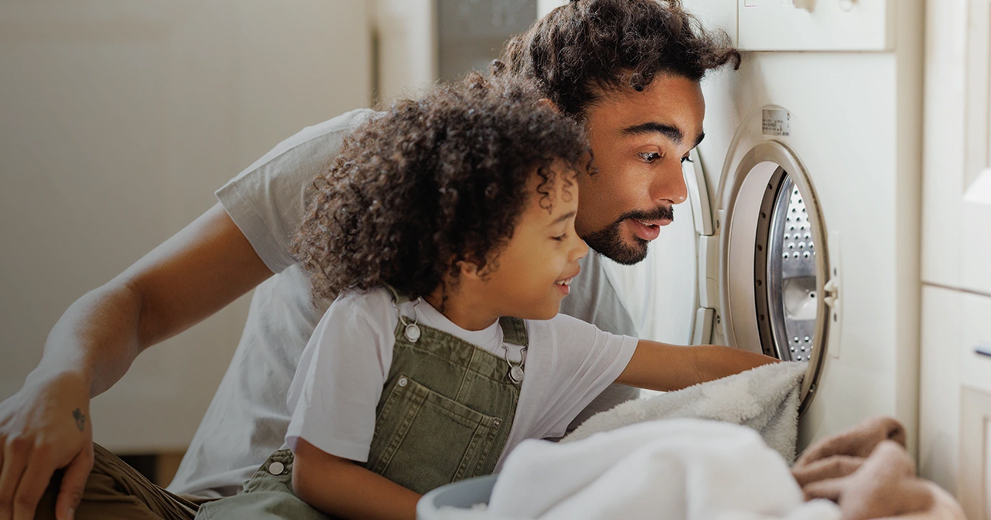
738, 0, 892, 51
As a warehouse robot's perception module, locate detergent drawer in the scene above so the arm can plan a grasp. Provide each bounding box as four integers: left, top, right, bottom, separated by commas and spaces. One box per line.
737, 0, 895, 51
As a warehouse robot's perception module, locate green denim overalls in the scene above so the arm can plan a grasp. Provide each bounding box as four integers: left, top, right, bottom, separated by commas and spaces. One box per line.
195, 289, 526, 520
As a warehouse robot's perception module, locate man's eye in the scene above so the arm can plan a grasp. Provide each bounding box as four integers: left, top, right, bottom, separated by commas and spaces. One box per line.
638, 151, 662, 163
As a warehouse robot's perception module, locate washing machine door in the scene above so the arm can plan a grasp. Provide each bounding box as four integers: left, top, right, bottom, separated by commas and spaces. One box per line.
703, 109, 837, 415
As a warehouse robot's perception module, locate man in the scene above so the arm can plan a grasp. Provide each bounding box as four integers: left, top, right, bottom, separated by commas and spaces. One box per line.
0, 1, 740, 519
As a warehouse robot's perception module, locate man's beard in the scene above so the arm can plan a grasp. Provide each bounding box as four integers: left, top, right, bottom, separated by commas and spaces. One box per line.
583, 206, 675, 265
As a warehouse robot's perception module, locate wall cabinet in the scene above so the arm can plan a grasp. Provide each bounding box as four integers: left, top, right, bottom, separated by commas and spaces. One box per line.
920, 0, 991, 516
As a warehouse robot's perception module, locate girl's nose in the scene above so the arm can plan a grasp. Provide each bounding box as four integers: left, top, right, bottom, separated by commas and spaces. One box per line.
572, 236, 589, 262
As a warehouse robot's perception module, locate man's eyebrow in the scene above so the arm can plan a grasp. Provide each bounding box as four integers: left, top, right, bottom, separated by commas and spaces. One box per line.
549, 210, 577, 226
622, 122, 684, 144
623, 123, 706, 148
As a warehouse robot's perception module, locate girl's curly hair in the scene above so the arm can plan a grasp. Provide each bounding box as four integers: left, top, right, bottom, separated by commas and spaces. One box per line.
495, 0, 740, 118
289, 73, 588, 303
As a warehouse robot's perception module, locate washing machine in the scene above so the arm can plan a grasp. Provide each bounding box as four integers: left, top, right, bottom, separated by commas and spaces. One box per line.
605, 0, 925, 453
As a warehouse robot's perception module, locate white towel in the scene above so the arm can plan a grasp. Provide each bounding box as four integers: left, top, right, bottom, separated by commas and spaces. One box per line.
562, 361, 807, 462
487, 419, 840, 520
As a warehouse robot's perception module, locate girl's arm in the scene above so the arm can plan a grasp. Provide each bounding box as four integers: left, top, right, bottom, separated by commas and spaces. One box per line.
614, 340, 778, 392
292, 438, 421, 520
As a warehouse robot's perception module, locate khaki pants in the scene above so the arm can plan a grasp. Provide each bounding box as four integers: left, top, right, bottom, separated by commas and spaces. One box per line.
35, 444, 208, 520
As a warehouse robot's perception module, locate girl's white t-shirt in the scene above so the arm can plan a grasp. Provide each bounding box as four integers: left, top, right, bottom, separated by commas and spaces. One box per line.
285, 288, 639, 471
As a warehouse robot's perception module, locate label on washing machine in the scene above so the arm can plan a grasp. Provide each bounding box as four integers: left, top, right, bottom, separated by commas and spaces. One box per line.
762, 109, 791, 136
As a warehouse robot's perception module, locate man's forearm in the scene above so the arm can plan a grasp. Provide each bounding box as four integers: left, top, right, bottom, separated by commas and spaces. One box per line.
30, 281, 143, 397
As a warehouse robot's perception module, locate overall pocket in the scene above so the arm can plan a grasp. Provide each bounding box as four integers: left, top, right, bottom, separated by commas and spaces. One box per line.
366, 374, 502, 494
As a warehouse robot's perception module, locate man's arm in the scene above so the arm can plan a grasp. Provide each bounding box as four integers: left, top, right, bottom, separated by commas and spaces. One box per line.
615, 340, 778, 392
0, 203, 273, 520
292, 439, 420, 520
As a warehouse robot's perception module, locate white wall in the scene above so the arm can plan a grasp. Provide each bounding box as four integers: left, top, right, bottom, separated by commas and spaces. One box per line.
374, 0, 437, 105
0, 0, 535, 454
537, 0, 566, 18
0, 0, 372, 452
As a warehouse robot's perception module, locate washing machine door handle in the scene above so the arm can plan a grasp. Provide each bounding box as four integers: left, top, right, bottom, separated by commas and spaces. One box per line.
823, 276, 839, 309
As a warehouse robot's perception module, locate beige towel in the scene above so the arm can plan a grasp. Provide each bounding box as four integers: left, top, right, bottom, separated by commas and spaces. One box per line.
791, 417, 965, 520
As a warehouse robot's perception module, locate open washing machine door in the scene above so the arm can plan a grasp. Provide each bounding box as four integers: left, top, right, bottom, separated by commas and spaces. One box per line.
604, 105, 842, 418
707, 106, 842, 416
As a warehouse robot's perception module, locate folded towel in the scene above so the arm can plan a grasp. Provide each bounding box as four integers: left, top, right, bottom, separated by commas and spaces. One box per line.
563, 361, 807, 462
795, 416, 906, 467
791, 417, 965, 520
489, 419, 841, 520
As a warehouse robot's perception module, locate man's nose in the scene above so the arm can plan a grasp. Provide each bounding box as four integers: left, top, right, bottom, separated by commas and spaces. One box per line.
649, 161, 689, 205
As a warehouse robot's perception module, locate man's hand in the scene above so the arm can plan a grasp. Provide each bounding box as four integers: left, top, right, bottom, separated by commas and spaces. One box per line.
0, 203, 273, 520
0, 372, 93, 520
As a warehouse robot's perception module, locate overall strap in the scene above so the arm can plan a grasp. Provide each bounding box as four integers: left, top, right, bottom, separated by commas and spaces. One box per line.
498, 317, 528, 347
384, 284, 412, 304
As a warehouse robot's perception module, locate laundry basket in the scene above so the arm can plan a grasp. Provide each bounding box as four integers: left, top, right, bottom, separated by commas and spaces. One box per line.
416, 474, 498, 520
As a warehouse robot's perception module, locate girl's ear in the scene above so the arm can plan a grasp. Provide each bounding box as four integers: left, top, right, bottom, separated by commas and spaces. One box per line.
458, 259, 481, 278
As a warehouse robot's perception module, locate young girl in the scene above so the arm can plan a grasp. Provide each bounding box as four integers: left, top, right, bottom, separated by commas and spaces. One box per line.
195, 74, 775, 520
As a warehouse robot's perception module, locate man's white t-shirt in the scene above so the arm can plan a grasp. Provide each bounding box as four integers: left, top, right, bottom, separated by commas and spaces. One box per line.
167, 109, 640, 498
286, 289, 638, 471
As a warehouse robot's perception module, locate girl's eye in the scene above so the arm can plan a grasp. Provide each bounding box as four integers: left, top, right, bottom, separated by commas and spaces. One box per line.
681, 155, 694, 164
552, 234, 567, 242
638, 151, 662, 163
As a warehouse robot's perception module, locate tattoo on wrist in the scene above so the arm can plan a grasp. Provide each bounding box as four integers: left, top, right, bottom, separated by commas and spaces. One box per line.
72, 408, 86, 431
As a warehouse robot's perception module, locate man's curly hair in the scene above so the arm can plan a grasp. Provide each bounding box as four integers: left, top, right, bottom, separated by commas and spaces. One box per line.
495, 0, 740, 118
289, 74, 588, 303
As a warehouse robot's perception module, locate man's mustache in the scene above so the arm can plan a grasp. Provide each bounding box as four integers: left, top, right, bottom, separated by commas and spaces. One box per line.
617, 205, 675, 224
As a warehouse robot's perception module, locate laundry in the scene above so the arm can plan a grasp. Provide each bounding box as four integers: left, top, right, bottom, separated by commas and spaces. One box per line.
563, 360, 808, 462
429, 417, 964, 520
485, 419, 840, 520
424, 369, 965, 520
791, 417, 965, 520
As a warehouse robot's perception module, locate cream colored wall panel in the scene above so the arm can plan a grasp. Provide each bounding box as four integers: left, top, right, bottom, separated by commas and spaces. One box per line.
919, 286, 964, 493
0, 1, 371, 452
920, 285, 991, 505
960, 386, 991, 520
922, 0, 991, 295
